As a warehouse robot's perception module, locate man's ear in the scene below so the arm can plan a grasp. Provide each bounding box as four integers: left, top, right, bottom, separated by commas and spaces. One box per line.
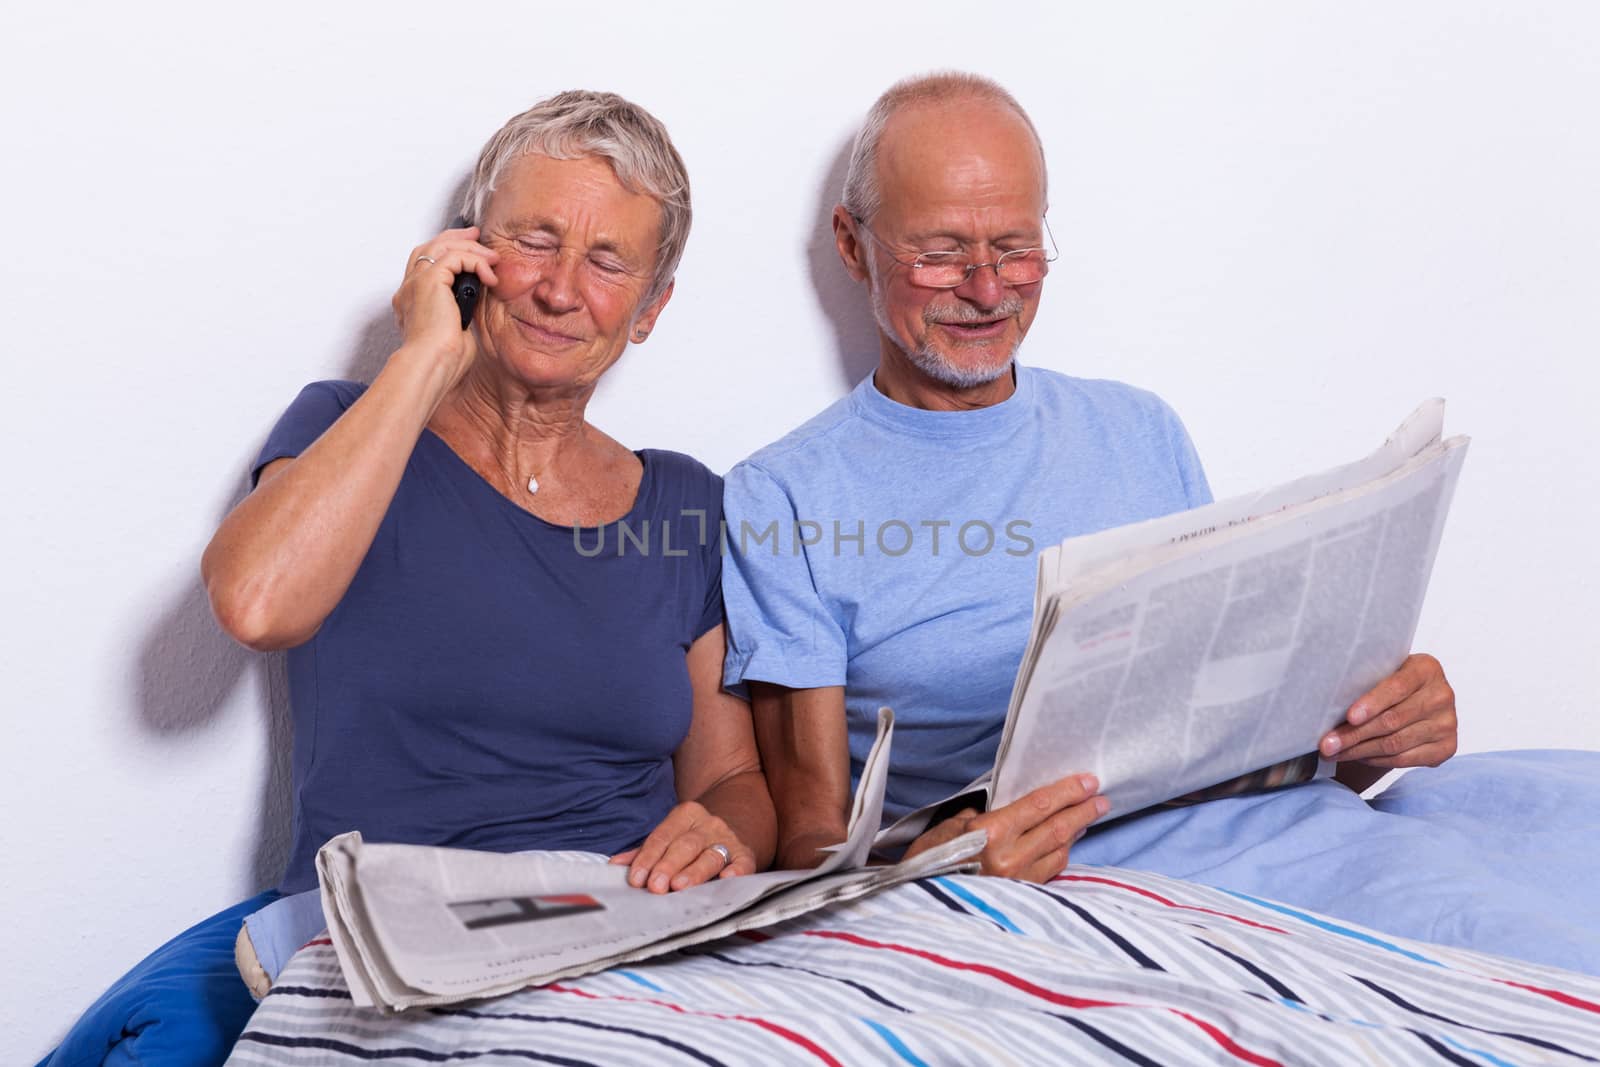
832, 206, 870, 283
630, 279, 675, 343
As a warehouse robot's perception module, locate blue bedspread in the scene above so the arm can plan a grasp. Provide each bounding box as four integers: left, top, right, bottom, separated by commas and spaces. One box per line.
1072, 749, 1600, 974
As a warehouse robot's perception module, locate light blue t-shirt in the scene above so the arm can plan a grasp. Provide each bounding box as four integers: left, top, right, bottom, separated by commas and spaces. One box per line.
721, 364, 1211, 822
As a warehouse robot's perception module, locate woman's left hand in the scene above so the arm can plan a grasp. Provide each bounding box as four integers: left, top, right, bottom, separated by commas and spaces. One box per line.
610, 801, 757, 894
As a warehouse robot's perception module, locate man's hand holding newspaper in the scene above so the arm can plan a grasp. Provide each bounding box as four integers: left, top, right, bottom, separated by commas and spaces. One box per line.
874, 399, 1469, 863
1324, 652, 1459, 792
901, 772, 1110, 879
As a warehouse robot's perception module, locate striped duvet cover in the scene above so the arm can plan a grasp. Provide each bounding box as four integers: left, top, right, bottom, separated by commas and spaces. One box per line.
229, 866, 1600, 1065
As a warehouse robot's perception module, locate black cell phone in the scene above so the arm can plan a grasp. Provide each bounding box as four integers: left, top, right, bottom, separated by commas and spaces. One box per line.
449, 215, 481, 329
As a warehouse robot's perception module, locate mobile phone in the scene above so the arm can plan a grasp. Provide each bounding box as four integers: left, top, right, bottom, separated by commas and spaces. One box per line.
449, 215, 481, 329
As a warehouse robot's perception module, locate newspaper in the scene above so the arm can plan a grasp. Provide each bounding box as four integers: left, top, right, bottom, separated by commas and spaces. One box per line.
878, 400, 1468, 849
317, 708, 985, 1012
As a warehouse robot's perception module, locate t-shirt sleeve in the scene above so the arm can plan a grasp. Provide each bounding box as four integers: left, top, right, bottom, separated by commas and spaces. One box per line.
693, 472, 727, 643
719, 461, 848, 691
251, 381, 362, 486
1164, 404, 1213, 507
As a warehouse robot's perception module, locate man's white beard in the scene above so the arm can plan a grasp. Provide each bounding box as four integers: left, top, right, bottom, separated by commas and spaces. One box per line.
870, 277, 1019, 390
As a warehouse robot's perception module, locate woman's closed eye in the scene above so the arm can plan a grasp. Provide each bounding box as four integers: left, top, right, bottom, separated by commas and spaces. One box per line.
508, 237, 634, 280
512, 235, 559, 257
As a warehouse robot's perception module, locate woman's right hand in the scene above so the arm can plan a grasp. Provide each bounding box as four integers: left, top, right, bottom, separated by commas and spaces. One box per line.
390, 223, 500, 389
610, 800, 759, 894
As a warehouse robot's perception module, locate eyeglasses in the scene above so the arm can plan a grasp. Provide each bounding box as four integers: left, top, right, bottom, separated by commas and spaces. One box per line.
851, 215, 1058, 289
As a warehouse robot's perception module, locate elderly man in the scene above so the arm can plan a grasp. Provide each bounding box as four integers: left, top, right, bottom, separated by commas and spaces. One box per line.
721, 72, 1459, 882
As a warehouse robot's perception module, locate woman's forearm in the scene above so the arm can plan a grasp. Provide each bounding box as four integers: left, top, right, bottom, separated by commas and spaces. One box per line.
694, 769, 777, 872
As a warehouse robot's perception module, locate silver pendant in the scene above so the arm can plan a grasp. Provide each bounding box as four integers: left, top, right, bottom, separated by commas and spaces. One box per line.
527, 475, 540, 494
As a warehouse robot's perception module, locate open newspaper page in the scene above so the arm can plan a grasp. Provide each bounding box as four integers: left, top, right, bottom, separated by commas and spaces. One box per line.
318, 708, 985, 1012
875, 400, 1459, 851
1040, 398, 1446, 592
989, 403, 1467, 815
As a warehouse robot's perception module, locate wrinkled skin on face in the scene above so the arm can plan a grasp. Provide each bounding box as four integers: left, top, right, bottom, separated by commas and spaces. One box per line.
835, 98, 1048, 408
475, 153, 670, 399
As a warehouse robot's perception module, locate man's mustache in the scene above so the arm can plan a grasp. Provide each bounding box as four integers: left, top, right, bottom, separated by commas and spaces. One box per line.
924, 296, 1024, 324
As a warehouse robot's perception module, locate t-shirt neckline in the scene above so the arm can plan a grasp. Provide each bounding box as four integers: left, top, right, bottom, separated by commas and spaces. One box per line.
852, 362, 1034, 440
420, 428, 655, 533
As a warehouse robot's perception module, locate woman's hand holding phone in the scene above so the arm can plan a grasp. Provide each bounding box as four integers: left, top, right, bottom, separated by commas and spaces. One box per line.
392, 221, 500, 391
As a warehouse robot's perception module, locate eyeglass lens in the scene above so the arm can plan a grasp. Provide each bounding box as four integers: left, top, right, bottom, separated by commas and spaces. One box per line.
910, 249, 1051, 288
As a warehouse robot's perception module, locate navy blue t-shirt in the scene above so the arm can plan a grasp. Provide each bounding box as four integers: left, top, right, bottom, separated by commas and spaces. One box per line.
255, 381, 725, 893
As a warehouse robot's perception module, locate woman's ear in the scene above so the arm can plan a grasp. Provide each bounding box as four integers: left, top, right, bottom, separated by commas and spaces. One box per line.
630, 279, 675, 343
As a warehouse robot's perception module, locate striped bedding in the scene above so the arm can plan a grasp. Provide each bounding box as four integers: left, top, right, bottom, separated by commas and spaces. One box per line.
229, 866, 1600, 1066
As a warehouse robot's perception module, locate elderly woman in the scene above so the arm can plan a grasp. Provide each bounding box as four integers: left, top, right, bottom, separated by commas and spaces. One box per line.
41, 90, 773, 1067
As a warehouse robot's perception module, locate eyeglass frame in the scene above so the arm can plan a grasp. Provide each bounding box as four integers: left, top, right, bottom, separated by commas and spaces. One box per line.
848, 213, 1059, 289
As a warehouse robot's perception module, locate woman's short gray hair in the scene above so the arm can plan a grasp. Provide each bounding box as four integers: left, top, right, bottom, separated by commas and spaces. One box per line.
461, 90, 691, 306
842, 72, 1047, 222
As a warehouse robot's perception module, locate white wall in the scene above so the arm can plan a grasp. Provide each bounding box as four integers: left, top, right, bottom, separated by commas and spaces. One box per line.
4, 1, 1597, 1058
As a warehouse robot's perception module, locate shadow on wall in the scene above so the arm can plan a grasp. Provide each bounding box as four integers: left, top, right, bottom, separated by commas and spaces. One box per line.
129, 177, 476, 891
808, 135, 880, 390
344, 176, 470, 384
134, 476, 294, 891
132, 303, 398, 889
343, 311, 405, 384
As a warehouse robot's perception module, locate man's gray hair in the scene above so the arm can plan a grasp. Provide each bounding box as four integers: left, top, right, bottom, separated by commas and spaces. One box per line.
841, 72, 1047, 222
461, 90, 691, 306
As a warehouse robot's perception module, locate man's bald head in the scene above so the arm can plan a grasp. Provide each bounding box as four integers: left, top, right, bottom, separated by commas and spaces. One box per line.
831, 73, 1052, 398
841, 72, 1048, 223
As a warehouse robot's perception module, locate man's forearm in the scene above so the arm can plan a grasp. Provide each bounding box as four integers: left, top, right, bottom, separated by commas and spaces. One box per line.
751, 682, 853, 870
774, 826, 849, 870
1335, 760, 1388, 794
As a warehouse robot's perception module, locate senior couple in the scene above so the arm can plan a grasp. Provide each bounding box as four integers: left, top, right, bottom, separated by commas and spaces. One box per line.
44, 74, 1532, 1066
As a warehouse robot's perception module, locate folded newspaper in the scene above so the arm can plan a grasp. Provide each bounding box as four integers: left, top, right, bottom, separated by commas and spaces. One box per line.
877, 399, 1468, 850
317, 708, 985, 1012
